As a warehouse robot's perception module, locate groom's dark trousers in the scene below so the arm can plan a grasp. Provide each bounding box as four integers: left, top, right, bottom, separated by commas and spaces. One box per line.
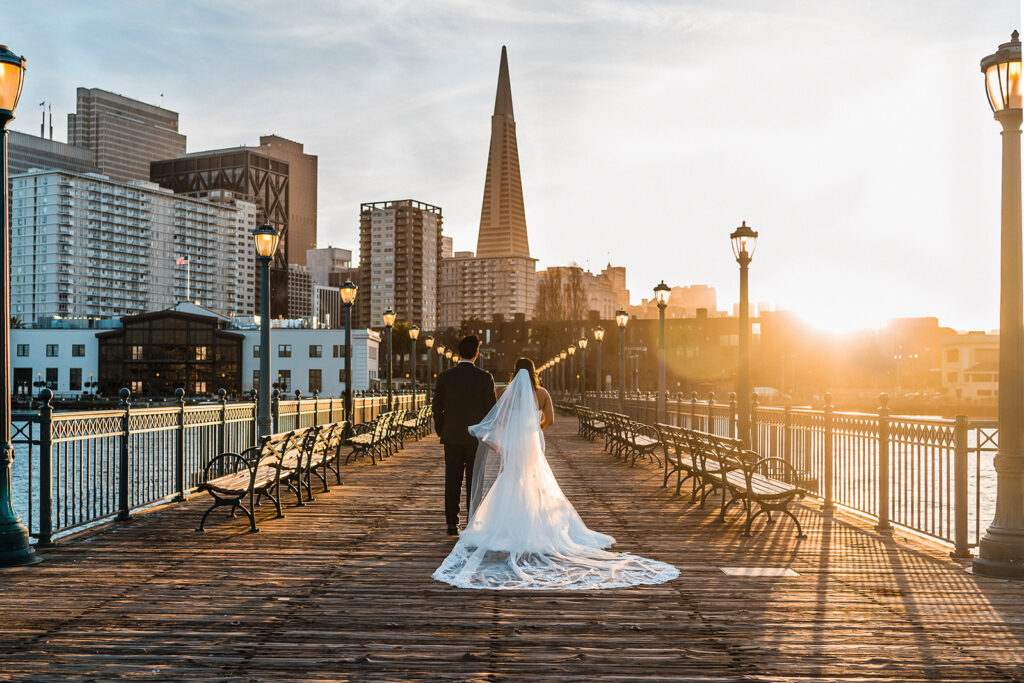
433, 360, 497, 528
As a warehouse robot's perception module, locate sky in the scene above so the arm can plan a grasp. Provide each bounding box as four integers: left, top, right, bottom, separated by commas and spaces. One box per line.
5, 0, 1022, 333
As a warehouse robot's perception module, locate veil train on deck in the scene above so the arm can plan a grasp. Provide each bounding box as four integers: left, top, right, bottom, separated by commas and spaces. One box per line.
432, 369, 679, 590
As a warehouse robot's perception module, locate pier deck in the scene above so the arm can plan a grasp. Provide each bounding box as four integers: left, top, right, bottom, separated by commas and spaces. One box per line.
0, 421, 1021, 681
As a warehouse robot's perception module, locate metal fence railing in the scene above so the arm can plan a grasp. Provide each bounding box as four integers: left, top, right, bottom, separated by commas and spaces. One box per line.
12, 389, 427, 545
571, 390, 996, 557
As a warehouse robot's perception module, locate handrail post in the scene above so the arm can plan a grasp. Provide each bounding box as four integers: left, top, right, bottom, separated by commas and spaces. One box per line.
707, 392, 715, 434
952, 415, 970, 558
783, 401, 793, 470
690, 392, 697, 430
876, 393, 892, 532
272, 389, 280, 434
217, 388, 227, 456
750, 393, 760, 454
175, 388, 185, 502
37, 389, 54, 547
728, 392, 737, 440
313, 390, 319, 428
823, 392, 834, 515
117, 388, 131, 521
250, 391, 258, 448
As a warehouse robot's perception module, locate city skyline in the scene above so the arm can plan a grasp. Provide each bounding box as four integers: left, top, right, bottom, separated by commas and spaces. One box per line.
4, 0, 1020, 332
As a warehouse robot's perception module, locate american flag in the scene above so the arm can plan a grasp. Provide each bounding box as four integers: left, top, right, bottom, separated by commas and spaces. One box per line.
175, 256, 189, 266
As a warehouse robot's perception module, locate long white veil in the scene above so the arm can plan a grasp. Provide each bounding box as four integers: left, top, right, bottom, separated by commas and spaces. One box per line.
433, 367, 680, 590
467, 368, 539, 519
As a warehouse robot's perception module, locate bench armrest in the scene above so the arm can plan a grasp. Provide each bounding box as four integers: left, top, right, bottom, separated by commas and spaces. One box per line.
202, 451, 255, 486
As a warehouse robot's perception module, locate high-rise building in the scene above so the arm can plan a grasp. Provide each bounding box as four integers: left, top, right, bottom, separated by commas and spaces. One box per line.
150, 148, 290, 316
439, 46, 537, 329
306, 246, 353, 286
357, 200, 442, 331
442, 236, 454, 259
7, 130, 99, 175
68, 88, 186, 181
287, 264, 313, 318
258, 135, 318, 265
10, 170, 255, 323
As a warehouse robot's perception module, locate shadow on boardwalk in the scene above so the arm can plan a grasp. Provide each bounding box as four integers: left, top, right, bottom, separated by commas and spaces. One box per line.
0, 420, 1022, 681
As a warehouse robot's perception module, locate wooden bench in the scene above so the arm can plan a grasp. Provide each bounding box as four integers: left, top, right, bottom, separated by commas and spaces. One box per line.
401, 404, 433, 441
657, 423, 698, 497
196, 428, 308, 533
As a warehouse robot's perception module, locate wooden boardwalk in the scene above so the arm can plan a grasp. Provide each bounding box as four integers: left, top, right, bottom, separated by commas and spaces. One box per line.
0, 420, 1023, 681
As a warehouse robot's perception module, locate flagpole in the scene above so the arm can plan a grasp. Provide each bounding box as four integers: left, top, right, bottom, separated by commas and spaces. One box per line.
186, 258, 191, 302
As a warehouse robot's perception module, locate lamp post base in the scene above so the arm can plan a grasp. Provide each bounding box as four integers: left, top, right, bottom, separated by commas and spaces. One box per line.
974, 529, 1024, 578
0, 519, 38, 568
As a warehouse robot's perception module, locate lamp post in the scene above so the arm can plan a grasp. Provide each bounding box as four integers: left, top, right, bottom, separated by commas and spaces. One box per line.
654, 280, 671, 424
559, 350, 567, 395
0, 44, 33, 567
975, 31, 1024, 578
616, 310, 628, 413
731, 220, 758, 448
382, 308, 396, 409
437, 345, 445, 373
567, 345, 576, 401
578, 337, 588, 403
253, 223, 281, 438
424, 336, 434, 405
340, 280, 357, 422
593, 326, 604, 403
408, 325, 420, 410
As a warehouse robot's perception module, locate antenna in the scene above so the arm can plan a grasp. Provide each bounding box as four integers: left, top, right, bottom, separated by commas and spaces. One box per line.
40, 101, 44, 137
48, 104, 53, 140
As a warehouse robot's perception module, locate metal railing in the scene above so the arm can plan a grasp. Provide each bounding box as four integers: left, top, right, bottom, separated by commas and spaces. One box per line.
13, 389, 426, 545
575, 390, 996, 557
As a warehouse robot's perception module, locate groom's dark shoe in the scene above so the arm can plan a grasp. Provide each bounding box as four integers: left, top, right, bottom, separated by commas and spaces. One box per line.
447, 525, 459, 536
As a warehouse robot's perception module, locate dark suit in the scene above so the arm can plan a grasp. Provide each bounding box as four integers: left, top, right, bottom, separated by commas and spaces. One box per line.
433, 361, 497, 527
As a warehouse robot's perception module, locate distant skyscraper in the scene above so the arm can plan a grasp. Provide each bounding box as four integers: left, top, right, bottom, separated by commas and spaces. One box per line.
358, 200, 442, 331
10, 169, 255, 322
439, 46, 537, 329
306, 246, 353, 286
258, 135, 318, 265
68, 88, 186, 181
7, 130, 99, 175
150, 147, 290, 316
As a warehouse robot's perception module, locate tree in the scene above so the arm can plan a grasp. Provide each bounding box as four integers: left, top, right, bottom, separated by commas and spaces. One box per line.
10, 316, 23, 329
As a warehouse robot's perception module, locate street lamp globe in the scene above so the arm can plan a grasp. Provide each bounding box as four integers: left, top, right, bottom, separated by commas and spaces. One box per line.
0, 45, 26, 120
982, 31, 1023, 112
568, 345, 576, 356
616, 310, 629, 328
730, 221, 759, 262
252, 224, 280, 259
578, 337, 588, 349
593, 326, 605, 342
560, 351, 567, 360
654, 280, 671, 307
409, 324, 420, 341
339, 280, 358, 304
424, 336, 434, 349
382, 308, 396, 327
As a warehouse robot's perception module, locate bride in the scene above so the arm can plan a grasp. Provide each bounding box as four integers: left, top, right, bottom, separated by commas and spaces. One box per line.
432, 358, 679, 590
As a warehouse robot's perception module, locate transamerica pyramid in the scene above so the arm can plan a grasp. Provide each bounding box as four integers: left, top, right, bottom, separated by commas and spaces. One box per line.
476, 45, 530, 258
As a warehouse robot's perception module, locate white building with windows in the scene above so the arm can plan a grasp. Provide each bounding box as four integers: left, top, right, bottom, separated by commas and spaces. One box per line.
941, 331, 999, 403
9, 169, 257, 324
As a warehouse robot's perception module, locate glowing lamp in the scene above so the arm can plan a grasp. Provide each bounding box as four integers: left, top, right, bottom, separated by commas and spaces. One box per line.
615, 310, 629, 328
252, 224, 280, 259
0, 45, 26, 120
654, 280, 671, 307
730, 221, 758, 261
424, 336, 434, 349
982, 31, 1023, 112
409, 324, 420, 341
593, 326, 605, 342
578, 338, 588, 349
340, 280, 358, 304
382, 308, 396, 328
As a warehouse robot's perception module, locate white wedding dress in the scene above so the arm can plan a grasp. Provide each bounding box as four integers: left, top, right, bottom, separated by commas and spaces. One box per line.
432, 369, 679, 590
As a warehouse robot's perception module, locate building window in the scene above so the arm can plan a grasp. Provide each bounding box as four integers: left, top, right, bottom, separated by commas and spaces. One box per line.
45, 367, 58, 390
309, 345, 322, 358
70, 368, 82, 391
194, 381, 207, 395
309, 368, 322, 394
277, 370, 291, 391
253, 345, 260, 358
72, 344, 85, 357
16, 344, 28, 357
194, 346, 208, 361
130, 345, 144, 360
253, 369, 260, 389
333, 344, 347, 358
278, 344, 292, 358
45, 344, 59, 357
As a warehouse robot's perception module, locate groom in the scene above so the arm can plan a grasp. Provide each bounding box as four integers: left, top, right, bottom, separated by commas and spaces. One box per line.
433, 335, 496, 535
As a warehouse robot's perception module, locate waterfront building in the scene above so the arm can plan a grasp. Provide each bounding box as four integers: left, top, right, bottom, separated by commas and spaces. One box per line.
11, 303, 380, 399
312, 285, 343, 329
631, 284, 719, 320
68, 88, 186, 182
7, 130, 99, 175
258, 135, 318, 265
306, 246, 353, 286
941, 331, 999, 403
9, 169, 255, 323
357, 199, 442, 331
535, 265, 626, 321
151, 147, 291, 316
439, 46, 537, 328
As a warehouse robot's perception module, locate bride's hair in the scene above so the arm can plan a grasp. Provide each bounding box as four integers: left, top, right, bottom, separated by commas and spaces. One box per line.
511, 358, 538, 389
